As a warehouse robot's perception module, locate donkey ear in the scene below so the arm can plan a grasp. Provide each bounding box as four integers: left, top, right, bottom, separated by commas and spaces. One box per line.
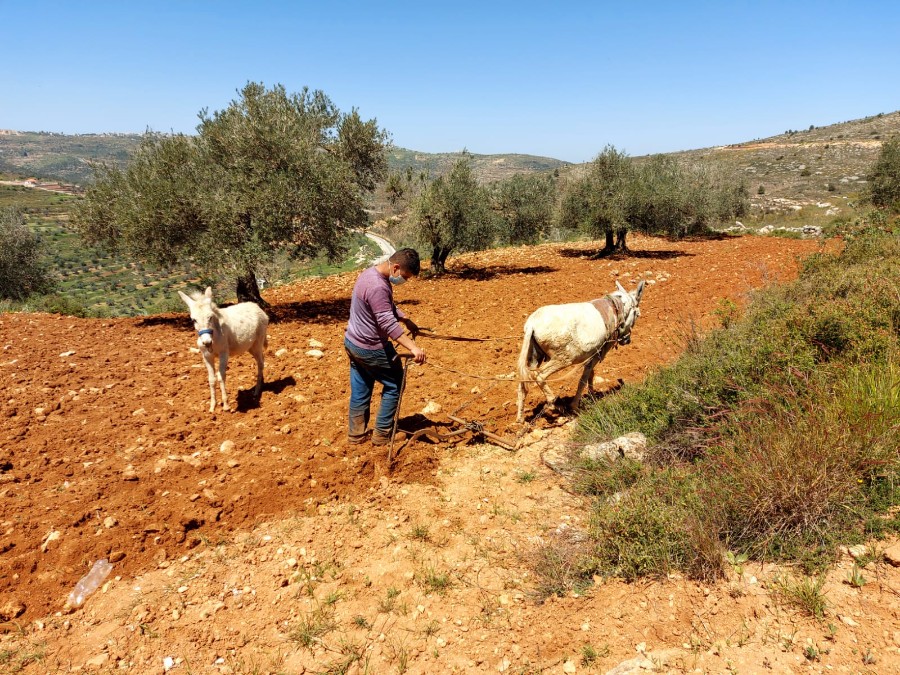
177, 290, 193, 308
204, 286, 213, 299
635, 280, 645, 304
615, 280, 626, 294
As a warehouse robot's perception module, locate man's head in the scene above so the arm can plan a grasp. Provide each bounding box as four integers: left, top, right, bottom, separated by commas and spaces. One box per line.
388, 248, 421, 280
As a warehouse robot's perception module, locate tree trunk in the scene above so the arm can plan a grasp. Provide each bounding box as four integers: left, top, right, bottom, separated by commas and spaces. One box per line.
614, 228, 630, 253
235, 272, 269, 307
591, 229, 617, 258
431, 246, 452, 275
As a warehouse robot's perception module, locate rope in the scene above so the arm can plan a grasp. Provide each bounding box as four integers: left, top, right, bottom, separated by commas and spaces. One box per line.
425, 360, 584, 384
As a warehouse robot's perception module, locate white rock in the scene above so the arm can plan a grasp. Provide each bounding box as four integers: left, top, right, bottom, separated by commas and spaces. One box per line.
163, 656, 175, 671
306, 349, 325, 359
309, 339, 325, 348
220, 440, 235, 453
275, 348, 288, 357
420, 401, 442, 415
103, 517, 117, 529
59, 350, 76, 357
41, 530, 61, 552
563, 660, 577, 673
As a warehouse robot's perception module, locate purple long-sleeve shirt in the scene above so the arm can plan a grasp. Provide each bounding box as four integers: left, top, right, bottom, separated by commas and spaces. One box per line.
345, 266, 407, 350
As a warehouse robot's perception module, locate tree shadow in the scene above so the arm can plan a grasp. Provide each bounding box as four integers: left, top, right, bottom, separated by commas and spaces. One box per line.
235, 375, 296, 411
137, 313, 192, 329
268, 297, 351, 325
558, 247, 692, 261
444, 264, 558, 281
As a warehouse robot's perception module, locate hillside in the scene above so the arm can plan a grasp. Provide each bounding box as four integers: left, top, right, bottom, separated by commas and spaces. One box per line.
2, 108, 897, 208
671, 110, 900, 211
386, 147, 569, 183
0, 130, 568, 187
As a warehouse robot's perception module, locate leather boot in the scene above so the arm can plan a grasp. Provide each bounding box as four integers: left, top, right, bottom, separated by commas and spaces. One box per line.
348, 411, 369, 445
371, 427, 393, 446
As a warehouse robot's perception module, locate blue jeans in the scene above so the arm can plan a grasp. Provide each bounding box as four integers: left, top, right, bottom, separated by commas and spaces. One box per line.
345, 337, 405, 436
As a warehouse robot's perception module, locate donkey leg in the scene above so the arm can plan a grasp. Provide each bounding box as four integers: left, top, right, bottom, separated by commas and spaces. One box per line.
218, 353, 230, 411
572, 356, 600, 412
202, 353, 217, 413
252, 345, 264, 400
534, 359, 569, 412
516, 380, 528, 423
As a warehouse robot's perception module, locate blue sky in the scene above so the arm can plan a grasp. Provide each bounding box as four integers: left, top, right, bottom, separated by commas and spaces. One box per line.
2, 1, 898, 163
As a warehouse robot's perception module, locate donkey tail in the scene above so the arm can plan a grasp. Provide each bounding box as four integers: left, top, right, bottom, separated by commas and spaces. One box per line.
517, 323, 537, 392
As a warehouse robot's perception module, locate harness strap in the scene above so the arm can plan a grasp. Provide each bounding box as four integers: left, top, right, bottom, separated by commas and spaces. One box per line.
197, 329, 214, 337
589, 296, 621, 336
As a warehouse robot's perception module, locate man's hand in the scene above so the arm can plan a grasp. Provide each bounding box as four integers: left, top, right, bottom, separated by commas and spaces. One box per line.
410, 343, 426, 364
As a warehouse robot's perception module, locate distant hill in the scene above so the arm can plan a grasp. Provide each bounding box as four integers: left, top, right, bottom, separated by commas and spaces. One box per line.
666, 110, 900, 211
386, 147, 569, 183
0, 131, 142, 186
0, 130, 569, 187
2, 109, 898, 210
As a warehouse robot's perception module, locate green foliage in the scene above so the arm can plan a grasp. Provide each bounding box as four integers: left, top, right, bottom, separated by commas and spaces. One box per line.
491, 173, 555, 245
572, 227, 900, 580
0, 207, 54, 300
585, 468, 724, 581
557, 145, 631, 242
869, 135, 900, 212
557, 146, 748, 253
409, 153, 494, 274
74, 82, 389, 300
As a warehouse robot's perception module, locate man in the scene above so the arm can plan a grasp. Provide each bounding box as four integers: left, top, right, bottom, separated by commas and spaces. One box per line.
344, 248, 426, 445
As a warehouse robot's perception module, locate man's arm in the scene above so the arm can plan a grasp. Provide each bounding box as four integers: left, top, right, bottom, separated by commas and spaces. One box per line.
395, 332, 425, 364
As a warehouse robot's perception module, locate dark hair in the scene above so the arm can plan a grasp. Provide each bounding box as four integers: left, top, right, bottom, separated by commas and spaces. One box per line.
389, 248, 421, 276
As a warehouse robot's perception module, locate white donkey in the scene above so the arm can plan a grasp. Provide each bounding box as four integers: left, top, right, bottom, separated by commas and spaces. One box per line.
178, 287, 269, 413
516, 280, 645, 423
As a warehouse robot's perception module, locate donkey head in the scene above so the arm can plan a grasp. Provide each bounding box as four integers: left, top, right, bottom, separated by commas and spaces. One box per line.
177, 286, 219, 348
611, 280, 645, 346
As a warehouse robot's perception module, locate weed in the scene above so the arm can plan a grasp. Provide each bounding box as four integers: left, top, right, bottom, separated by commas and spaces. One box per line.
516, 470, 537, 483
724, 550, 749, 575
409, 523, 430, 542
847, 564, 867, 588
422, 620, 441, 637
774, 574, 829, 620
323, 590, 344, 606
319, 639, 365, 675
378, 587, 402, 613
416, 566, 453, 595
804, 644, 820, 661
863, 648, 876, 665
352, 614, 370, 629
289, 605, 337, 649
580, 643, 609, 665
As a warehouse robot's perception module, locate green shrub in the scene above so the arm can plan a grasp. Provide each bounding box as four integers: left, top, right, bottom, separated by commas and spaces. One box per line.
570, 226, 900, 580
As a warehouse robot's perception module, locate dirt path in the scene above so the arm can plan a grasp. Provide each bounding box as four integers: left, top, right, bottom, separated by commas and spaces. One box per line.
6, 234, 897, 674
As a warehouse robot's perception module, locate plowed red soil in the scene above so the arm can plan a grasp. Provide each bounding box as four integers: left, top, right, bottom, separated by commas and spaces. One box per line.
0, 235, 826, 622
13, 234, 898, 675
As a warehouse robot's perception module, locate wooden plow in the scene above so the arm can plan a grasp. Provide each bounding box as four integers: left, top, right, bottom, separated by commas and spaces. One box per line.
388, 355, 518, 466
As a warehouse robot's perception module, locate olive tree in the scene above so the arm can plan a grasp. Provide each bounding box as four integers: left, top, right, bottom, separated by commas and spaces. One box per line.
869, 136, 900, 212
558, 146, 748, 255
491, 173, 555, 245
0, 207, 54, 300
74, 82, 389, 304
409, 155, 494, 274
557, 145, 632, 255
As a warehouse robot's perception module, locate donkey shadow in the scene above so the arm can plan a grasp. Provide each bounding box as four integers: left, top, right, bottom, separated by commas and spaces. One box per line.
523, 378, 625, 423
235, 375, 296, 411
